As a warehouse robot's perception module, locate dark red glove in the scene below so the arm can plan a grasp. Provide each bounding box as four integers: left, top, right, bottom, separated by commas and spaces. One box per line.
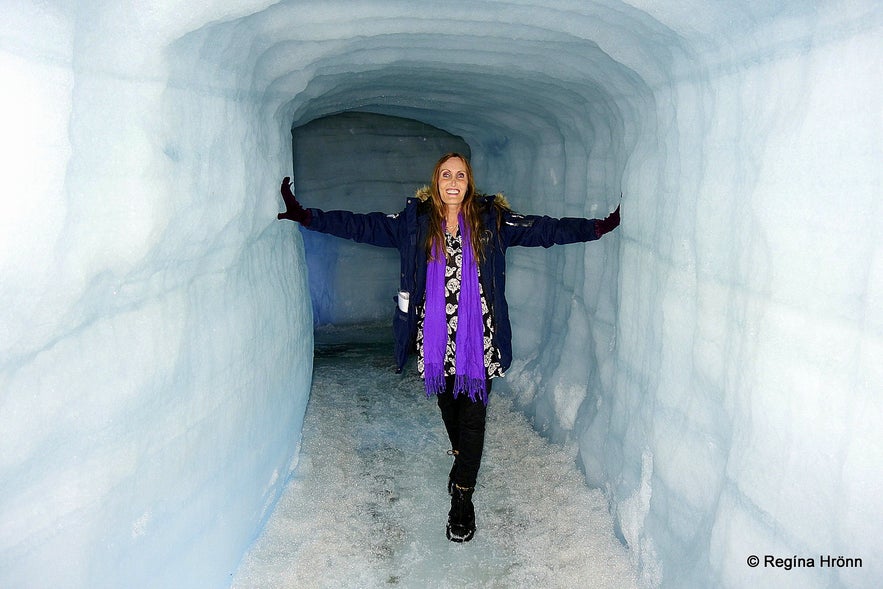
277, 177, 312, 225
595, 202, 620, 238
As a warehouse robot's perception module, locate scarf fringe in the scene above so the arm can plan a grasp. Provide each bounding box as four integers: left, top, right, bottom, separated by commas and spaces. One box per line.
454, 374, 489, 405
423, 371, 489, 406
423, 364, 447, 397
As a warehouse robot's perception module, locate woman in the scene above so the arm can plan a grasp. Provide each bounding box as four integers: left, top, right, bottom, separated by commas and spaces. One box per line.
277, 153, 620, 543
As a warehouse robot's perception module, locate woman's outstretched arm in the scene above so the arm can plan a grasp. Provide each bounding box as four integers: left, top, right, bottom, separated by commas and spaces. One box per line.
501, 201, 620, 248
276, 177, 401, 248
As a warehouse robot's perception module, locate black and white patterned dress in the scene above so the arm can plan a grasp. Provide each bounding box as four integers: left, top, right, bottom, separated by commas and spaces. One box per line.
417, 228, 504, 381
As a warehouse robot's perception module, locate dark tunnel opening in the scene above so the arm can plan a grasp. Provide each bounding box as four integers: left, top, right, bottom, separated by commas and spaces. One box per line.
292, 111, 471, 326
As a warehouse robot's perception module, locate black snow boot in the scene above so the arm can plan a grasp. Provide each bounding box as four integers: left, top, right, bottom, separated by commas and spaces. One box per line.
447, 449, 459, 495
446, 484, 476, 543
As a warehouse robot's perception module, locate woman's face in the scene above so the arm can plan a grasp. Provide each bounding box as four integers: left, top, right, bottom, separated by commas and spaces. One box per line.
437, 157, 469, 209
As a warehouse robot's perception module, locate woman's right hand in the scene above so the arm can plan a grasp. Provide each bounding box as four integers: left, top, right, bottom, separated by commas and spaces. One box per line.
277, 177, 312, 225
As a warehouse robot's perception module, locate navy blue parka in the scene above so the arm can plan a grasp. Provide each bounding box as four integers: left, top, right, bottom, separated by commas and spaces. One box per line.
305, 189, 603, 373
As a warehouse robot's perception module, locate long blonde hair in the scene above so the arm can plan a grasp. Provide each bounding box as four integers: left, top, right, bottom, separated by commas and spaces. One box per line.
425, 153, 485, 262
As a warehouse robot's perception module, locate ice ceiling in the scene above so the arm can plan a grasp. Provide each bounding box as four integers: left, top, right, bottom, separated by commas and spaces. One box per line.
1, 1, 880, 588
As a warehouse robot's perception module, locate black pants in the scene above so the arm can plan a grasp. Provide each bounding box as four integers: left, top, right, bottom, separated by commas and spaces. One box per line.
437, 376, 491, 489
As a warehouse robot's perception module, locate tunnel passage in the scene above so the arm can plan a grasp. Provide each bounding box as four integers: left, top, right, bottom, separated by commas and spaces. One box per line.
292, 112, 469, 325
5, 2, 878, 588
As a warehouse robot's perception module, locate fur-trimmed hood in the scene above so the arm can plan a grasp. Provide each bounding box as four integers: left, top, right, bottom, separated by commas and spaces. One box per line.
413, 186, 511, 211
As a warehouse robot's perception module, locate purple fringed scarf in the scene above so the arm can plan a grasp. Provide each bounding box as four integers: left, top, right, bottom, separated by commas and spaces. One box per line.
423, 213, 488, 405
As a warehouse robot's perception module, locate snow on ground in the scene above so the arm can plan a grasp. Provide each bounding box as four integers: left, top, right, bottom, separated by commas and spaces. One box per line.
232, 325, 638, 588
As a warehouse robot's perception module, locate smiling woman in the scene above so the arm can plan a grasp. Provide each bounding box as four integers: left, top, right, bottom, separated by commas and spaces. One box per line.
438, 157, 469, 210
277, 151, 620, 542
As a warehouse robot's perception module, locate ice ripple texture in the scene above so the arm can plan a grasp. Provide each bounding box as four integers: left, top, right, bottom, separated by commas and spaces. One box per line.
1, 1, 881, 588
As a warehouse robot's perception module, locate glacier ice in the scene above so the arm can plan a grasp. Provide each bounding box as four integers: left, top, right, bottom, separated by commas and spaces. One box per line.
1, 1, 881, 588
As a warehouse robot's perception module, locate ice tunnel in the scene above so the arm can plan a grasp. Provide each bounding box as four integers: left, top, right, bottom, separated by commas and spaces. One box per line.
1, 1, 880, 588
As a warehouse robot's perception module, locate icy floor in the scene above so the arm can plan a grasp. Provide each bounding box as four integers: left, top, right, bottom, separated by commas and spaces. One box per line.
232, 325, 638, 589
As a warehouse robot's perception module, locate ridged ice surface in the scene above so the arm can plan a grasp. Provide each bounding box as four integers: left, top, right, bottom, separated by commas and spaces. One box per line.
232, 325, 638, 588
1, 1, 880, 588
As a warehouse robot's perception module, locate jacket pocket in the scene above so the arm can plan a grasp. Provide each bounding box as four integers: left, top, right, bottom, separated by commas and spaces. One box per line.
393, 294, 412, 372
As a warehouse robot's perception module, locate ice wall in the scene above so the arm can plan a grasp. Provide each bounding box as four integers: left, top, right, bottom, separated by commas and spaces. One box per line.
1, 1, 880, 588
0, 2, 312, 588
